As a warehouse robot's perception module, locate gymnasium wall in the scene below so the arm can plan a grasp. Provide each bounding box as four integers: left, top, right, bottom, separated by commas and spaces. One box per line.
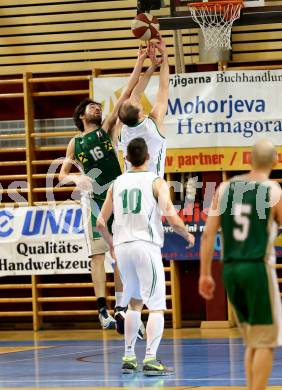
0, 0, 281, 330
0, 0, 281, 75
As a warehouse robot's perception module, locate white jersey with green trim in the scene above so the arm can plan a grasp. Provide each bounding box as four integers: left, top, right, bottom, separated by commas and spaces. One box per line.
120, 116, 166, 178
112, 171, 164, 247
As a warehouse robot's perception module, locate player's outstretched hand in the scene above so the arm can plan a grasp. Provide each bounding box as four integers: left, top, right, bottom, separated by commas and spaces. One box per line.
137, 43, 148, 62
147, 42, 163, 68
199, 275, 215, 300
76, 174, 93, 192
155, 35, 167, 55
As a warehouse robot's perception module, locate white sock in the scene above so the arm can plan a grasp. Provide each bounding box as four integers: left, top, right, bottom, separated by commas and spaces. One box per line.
124, 309, 141, 357
115, 292, 123, 308
145, 312, 164, 359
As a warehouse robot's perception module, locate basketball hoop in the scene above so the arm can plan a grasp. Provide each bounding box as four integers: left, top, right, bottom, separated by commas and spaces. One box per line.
187, 0, 243, 50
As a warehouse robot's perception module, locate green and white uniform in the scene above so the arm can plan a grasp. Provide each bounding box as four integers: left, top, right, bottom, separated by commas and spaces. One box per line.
220, 179, 282, 347
112, 171, 164, 246
112, 171, 166, 310
74, 128, 122, 255
120, 116, 166, 178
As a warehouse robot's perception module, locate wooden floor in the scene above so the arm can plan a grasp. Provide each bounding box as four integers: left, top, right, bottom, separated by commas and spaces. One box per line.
0, 327, 242, 342
0, 328, 281, 390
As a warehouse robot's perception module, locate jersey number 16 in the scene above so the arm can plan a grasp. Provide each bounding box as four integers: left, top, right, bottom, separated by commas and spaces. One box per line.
90, 146, 104, 161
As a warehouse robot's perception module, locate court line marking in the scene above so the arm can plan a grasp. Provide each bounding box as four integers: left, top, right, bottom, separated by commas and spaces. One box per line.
0, 342, 249, 365
0, 342, 280, 385
0, 346, 122, 364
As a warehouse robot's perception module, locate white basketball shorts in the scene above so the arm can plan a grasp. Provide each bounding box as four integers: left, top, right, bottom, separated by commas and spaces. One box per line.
115, 241, 166, 311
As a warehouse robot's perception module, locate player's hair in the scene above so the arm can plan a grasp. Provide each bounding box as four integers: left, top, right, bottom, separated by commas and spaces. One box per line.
118, 102, 140, 126
73, 98, 101, 132
127, 137, 148, 167
251, 139, 277, 169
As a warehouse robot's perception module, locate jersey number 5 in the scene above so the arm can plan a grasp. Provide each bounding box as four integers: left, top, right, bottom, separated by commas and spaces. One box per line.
233, 203, 252, 241
120, 188, 142, 214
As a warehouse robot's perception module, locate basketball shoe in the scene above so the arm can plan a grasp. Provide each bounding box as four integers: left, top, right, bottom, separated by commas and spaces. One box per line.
98, 307, 116, 329
142, 357, 174, 376
121, 355, 138, 374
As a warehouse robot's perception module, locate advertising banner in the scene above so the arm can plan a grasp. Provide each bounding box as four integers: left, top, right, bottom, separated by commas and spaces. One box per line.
0, 205, 91, 276
164, 146, 282, 173
162, 204, 282, 260
93, 70, 282, 171
0, 205, 281, 275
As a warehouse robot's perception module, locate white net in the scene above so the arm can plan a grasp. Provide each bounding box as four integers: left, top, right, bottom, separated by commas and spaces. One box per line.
188, 2, 242, 50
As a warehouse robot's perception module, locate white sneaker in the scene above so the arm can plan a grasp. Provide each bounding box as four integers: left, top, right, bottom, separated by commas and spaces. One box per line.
98, 307, 116, 329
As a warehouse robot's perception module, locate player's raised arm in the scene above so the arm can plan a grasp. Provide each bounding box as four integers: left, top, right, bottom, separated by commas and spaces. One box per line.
154, 177, 194, 246
129, 43, 162, 104
199, 188, 221, 300
149, 36, 169, 131
103, 45, 148, 137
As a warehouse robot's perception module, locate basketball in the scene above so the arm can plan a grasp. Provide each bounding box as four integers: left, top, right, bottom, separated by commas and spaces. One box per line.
131, 13, 160, 41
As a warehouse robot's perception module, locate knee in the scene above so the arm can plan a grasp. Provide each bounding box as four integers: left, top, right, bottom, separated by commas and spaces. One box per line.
128, 298, 143, 312
91, 254, 105, 265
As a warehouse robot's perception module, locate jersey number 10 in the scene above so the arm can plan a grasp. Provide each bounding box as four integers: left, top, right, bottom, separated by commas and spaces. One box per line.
120, 188, 142, 214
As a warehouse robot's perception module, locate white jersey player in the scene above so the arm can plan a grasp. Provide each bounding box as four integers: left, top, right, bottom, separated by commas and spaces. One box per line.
118, 36, 169, 178
97, 137, 194, 376
120, 116, 166, 177
112, 168, 164, 247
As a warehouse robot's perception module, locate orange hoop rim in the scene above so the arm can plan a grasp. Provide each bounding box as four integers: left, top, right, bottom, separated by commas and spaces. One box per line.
187, 0, 244, 9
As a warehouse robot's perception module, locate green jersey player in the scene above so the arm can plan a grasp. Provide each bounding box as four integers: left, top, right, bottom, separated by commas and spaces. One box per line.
200, 139, 282, 390
59, 46, 150, 331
